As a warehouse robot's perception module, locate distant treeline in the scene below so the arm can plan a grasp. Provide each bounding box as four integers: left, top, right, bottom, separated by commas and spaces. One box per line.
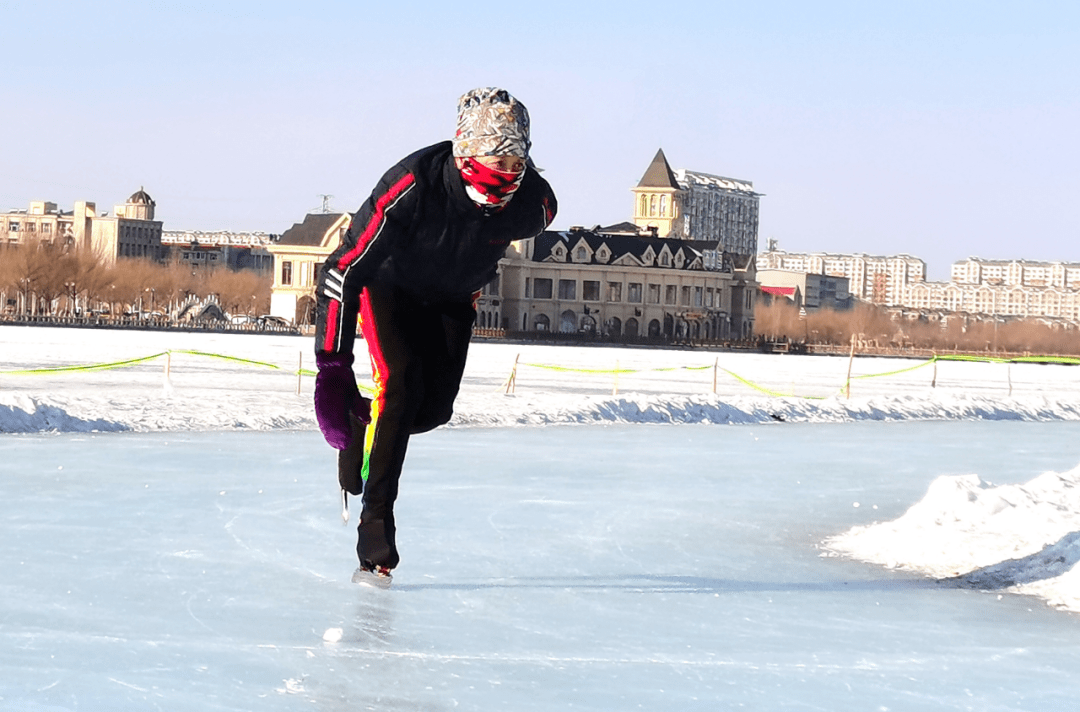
0, 238, 271, 320
756, 300, 1080, 356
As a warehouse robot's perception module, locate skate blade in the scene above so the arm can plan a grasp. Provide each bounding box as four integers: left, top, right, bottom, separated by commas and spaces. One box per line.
351, 567, 393, 589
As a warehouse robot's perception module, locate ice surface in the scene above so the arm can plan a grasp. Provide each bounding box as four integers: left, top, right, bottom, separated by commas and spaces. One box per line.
5, 424, 1080, 710
7, 326, 1080, 709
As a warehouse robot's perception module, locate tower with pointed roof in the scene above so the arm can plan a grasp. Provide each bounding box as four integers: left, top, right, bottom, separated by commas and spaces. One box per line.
631, 149, 684, 238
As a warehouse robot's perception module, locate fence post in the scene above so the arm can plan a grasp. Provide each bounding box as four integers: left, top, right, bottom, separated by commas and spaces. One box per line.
712, 357, 719, 394
503, 353, 519, 394
1007, 361, 1013, 397
931, 354, 937, 388
613, 360, 620, 396
845, 334, 856, 399
297, 351, 303, 396
164, 350, 172, 380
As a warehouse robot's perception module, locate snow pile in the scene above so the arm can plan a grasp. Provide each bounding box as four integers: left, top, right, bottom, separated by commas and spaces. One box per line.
451, 392, 1080, 428
0, 394, 127, 433
823, 464, 1080, 612
5, 389, 1080, 434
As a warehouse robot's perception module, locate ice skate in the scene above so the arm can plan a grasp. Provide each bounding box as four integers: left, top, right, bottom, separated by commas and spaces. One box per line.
352, 562, 393, 589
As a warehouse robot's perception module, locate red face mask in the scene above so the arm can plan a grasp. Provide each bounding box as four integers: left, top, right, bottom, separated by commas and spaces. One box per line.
459, 157, 524, 208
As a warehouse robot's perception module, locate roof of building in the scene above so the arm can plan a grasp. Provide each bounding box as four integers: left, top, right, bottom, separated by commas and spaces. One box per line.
128, 187, 154, 205
636, 149, 681, 190
277, 213, 345, 247
674, 169, 756, 194
531, 228, 718, 271
598, 221, 645, 234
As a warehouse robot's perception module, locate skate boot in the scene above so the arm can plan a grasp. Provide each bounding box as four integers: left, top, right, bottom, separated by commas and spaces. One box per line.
351, 561, 393, 589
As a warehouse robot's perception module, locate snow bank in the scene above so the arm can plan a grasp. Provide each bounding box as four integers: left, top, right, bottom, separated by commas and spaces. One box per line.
4, 325, 1080, 433
5, 389, 1080, 434
823, 464, 1080, 613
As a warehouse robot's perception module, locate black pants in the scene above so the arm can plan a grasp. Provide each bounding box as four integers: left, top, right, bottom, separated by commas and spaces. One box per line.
338, 283, 475, 568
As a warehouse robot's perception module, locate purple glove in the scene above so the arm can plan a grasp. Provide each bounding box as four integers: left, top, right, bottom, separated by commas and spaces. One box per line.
314, 352, 370, 449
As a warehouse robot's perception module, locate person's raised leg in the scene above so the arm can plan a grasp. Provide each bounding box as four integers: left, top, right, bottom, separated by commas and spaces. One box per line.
410, 299, 476, 435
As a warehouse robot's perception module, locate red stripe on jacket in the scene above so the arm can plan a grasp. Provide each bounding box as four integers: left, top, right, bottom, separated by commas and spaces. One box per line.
322, 298, 341, 352
336, 173, 416, 271
359, 290, 390, 400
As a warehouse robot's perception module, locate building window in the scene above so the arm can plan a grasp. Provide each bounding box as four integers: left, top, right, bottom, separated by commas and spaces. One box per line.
26, 223, 36, 233
281, 261, 293, 286
665, 285, 677, 305
575, 246, 588, 261
8, 221, 18, 232
649, 195, 657, 217
41, 223, 51, 234
534, 278, 553, 299
558, 279, 576, 300
706, 288, 714, 307
628, 282, 643, 303
607, 282, 622, 302
694, 287, 703, 307
648, 283, 661, 304
639, 195, 647, 216
583, 280, 600, 301
660, 252, 670, 267
659, 195, 668, 216
681, 286, 691, 306
525, 277, 531, 298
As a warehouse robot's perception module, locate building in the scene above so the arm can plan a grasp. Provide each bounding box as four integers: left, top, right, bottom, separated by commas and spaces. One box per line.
499, 227, 756, 340
266, 213, 350, 325
162, 230, 278, 272
950, 257, 1080, 289
903, 280, 1080, 323
631, 149, 684, 238
1, 201, 73, 246
1, 189, 165, 263
756, 268, 852, 311
757, 241, 924, 306
265, 150, 761, 338
631, 149, 761, 260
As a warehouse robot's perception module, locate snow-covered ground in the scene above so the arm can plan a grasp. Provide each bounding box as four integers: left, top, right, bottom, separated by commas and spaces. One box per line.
4, 325, 1080, 433
6, 326, 1080, 709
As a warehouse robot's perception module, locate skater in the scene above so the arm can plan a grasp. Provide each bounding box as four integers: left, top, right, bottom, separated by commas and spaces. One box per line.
313, 87, 557, 587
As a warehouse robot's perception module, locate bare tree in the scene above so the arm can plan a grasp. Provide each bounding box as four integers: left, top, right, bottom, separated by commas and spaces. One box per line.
68, 249, 113, 316
205, 268, 269, 317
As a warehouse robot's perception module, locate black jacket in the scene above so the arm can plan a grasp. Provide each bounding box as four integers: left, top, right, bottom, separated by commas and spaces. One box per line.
315, 141, 556, 354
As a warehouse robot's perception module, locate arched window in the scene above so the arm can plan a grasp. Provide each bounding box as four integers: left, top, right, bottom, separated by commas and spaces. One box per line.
559, 310, 576, 333
639, 195, 648, 216
649, 195, 657, 217
533, 313, 550, 331
625, 318, 639, 337
659, 195, 668, 216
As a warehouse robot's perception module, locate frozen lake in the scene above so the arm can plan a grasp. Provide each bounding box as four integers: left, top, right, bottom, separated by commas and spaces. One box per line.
5, 421, 1080, 711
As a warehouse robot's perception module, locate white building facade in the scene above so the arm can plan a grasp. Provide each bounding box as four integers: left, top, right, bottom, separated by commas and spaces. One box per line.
757, 245, 925, 306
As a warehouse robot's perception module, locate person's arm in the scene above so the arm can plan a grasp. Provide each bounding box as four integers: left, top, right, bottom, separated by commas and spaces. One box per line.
312, 164, 418, 449
315, 165, 418, 355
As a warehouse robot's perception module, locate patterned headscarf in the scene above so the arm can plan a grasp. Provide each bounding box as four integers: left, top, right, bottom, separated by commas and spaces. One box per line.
452, 87, 531, 159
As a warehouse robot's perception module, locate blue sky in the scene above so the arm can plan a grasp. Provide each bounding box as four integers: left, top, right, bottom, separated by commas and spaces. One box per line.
4, 0, 1078, 279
